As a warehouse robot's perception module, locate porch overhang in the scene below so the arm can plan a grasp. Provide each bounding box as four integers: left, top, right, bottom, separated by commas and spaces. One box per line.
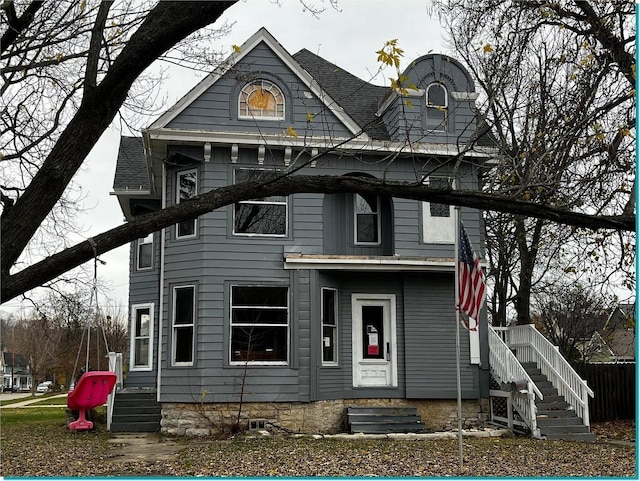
283, 253, 456, 271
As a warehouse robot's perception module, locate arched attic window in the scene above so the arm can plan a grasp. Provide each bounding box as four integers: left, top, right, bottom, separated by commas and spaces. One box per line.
426, 82, 448, 131
238, 79, 285, 120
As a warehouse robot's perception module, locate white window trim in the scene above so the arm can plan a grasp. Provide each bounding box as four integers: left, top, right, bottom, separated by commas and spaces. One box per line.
233, 169, 288, 237
171, 285, 195, 367
422, 176, 455, 244
136, 233, 153, 271
354, 194, 381, 246
238, 80, 285, 121
321, 287, 339, 366
229, 285, 289, 366
426, 82, 448, 132
176, 168, 198, 239
130, 303, 154, 371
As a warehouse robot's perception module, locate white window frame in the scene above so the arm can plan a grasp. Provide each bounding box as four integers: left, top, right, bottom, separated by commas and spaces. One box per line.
136, 233, 154, 270
354, 193, 381, 245
321, 288, 339, 366
130, 303, 154, 371
238, 79, 285, 121
422, 176, 455, 244
176, 169, 198, 239
172, 285, 195, 367
426, 82, 448, 131
233, 169, 288, 237
229, 285, 289, 366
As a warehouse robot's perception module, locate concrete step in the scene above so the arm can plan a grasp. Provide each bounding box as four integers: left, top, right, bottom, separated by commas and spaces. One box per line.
349, 422, 426, 434
537, 408, 578, 418
347, 406, 425, 434
537, 415, 584, 427
540, 424, 592, 434
110, 421, 159, 433
543, 432, 596, 442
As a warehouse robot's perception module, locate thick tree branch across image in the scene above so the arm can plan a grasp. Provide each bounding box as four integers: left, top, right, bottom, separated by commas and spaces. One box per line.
1, 174, 633, 303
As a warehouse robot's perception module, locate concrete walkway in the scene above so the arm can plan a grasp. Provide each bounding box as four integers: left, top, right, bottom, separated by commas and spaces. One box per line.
0, 393, 68, 408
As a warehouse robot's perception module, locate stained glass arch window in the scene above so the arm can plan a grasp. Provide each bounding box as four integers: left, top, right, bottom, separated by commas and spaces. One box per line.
239, 80, 285, 120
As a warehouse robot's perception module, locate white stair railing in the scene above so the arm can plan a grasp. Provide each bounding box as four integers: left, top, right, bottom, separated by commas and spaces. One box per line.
488, 326, 542, 437
496, 325, 594, 428
106, 352, 123, 431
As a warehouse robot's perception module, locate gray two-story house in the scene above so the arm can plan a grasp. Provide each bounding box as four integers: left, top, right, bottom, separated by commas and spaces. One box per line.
111, 28, 594, 438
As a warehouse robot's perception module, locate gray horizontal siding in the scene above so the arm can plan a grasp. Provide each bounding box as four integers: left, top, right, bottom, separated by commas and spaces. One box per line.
167, 42, 353, 139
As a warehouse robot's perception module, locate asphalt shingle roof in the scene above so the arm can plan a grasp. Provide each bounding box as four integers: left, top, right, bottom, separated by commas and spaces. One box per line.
113, 136, 149, 191
293, 49, 391, 140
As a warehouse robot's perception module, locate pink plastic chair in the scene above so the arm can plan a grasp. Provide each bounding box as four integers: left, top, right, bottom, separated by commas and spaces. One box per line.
67, 371, 117, 431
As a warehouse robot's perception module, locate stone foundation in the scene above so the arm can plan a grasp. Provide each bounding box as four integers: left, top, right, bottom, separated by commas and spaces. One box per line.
161, 398, 490, 437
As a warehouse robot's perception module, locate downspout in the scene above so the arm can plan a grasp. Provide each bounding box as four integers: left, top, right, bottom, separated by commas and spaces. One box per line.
156, 162, 166, 403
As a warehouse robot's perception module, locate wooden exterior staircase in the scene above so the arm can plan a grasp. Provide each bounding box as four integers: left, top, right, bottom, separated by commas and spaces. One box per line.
489, 325, 595, 441
347, 406, 426, 434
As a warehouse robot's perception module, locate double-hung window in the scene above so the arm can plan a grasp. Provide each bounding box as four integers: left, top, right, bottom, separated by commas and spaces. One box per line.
354, 193, 380, 244
176, 169, 197, 238
321, 288, 338, 365
234, 169, 287, 236
136, 233, 153, 270
131, 304, 153, 370
230, 286, 289, 364
422, 176, 454, 243
172, 285, 195, 366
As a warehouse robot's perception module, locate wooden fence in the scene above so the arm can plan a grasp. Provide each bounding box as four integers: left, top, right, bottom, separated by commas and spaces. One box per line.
575, 363, 635, 422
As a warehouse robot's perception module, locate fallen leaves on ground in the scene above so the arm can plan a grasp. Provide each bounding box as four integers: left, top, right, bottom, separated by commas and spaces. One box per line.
1, 417, 635, 477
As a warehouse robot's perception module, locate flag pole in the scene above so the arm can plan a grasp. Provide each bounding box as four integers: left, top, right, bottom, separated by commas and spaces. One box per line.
454, 206, 463, 467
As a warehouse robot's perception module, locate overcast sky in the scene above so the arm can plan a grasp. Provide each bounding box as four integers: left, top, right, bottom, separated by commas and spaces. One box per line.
0, 0, 448, 313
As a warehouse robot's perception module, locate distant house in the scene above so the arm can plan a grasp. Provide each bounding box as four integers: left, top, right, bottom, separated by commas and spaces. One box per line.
584, 304, 635, 364
111, 28, 594, 439
1, 351, 32, 391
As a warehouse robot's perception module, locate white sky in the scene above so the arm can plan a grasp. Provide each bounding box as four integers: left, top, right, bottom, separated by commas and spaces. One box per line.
0, 0, 448, 313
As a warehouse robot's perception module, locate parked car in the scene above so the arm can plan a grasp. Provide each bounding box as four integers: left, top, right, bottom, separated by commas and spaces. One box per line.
36, 381, 53, 393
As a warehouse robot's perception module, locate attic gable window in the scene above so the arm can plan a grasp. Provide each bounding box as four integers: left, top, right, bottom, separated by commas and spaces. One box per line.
239, 80, 285, 120
426, 83, 448, 131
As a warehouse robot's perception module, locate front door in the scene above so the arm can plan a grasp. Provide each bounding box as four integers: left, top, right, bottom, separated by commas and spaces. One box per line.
352, 294, 397, 387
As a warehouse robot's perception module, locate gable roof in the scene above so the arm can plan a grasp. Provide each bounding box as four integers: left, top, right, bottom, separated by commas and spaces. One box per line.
147, 27, 364, 138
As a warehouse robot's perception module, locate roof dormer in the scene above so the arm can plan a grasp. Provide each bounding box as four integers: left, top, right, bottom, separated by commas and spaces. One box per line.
377, 54, 478, 144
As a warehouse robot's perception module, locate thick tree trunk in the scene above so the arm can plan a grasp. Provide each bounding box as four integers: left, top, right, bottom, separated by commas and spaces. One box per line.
0, 1, 235, 276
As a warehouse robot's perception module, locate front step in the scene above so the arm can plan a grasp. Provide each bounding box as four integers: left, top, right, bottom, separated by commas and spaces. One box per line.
110, 389, 161, 433
521, 364, 596, 442
347, 407, 426, 434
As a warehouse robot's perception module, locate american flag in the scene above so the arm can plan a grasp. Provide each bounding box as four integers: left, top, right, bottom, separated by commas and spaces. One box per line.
458, 222, 486, 328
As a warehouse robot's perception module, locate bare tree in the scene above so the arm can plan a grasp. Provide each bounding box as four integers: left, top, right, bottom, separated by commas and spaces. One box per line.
434, 0, 635, 324
0, 0, 634, 308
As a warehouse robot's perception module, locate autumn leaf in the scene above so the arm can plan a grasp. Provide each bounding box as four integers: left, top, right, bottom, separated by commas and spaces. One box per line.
232, 44, 241, 54
286, 126, 298, 138
483, 44, 494, 54
306, 112, 314, 122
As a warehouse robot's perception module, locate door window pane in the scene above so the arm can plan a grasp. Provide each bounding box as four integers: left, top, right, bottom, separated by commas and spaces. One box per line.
362, 305, 384, 360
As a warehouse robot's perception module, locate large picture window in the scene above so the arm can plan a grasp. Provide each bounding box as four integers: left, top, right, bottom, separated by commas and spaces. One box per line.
354, 193, 380, 244
131, 304, 154, 370
321, 288, 338, 365
172, 285, 195, 366
234, 169, 287, 236
176, 169, 197, 238
238, 80, 285, 120
136, 233, 153, 270
230, 286, 289, 364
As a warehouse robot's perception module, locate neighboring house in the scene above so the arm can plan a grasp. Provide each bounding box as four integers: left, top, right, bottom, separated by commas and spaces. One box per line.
111, 28, 500, 435
583, 304, 635, 364
1, 351, 33, 391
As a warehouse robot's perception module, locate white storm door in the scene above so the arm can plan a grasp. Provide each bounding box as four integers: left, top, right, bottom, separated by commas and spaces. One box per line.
352, 294, 397, 387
